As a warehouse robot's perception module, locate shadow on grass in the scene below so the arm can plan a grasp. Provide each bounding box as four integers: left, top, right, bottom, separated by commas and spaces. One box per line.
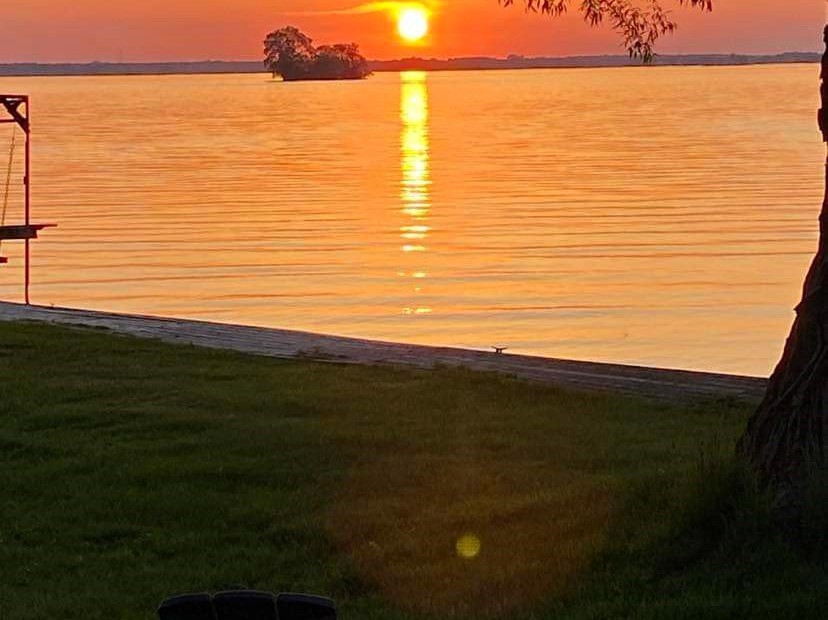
550, 442, 828, 620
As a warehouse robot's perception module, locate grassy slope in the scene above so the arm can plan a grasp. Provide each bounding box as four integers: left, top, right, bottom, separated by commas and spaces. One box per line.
0, 322, 825, 620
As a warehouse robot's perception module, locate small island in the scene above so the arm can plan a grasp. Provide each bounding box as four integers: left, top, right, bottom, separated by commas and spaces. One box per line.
264, 26, 371, 81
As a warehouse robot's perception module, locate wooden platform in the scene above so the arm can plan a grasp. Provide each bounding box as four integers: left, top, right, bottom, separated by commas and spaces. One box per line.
0, 224, 55, 240
0, 301, 768, 403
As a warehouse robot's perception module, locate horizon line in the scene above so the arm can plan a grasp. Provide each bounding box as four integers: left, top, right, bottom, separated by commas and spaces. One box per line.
0, 50, 821, 66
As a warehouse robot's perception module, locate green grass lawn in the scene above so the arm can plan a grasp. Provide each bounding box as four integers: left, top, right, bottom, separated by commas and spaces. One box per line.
1, 321, 826, 619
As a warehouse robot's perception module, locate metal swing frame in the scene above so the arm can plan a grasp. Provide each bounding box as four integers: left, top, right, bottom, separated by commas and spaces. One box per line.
0, 94, 55, 304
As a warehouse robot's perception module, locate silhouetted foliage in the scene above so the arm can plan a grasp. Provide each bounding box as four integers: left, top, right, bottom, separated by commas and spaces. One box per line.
502, 0, 713, 61
263, 27, 371, 81
263, 26, 316, 80
315, 44, 371, 80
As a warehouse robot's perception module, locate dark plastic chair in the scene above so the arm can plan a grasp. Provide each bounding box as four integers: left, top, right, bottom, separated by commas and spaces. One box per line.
213, 591, 278, 620
157, 593, 217, 620
157, 590, 335, 620
276, 594, 336, 620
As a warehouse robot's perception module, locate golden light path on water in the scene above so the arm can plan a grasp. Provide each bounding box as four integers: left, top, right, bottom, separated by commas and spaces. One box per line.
0, 66, 822, 376
399, 71, 432, 317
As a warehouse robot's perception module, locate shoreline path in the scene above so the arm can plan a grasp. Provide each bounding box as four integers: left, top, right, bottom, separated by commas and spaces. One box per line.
0, 301, 767, 403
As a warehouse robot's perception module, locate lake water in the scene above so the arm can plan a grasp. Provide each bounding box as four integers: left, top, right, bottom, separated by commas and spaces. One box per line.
0, 66, 823, 376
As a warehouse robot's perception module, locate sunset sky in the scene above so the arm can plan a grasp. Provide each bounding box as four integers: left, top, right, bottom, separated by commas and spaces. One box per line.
0, 0, 823, 63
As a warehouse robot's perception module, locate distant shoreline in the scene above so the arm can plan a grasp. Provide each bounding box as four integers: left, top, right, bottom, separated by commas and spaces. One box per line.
0, 52, 819, 77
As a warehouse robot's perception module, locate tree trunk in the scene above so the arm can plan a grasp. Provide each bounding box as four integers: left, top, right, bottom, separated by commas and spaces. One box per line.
737, 33, 828, 518
738, 177, 828, 515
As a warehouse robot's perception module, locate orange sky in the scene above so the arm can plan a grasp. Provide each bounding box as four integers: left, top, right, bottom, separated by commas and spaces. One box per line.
0, 1, 823, 63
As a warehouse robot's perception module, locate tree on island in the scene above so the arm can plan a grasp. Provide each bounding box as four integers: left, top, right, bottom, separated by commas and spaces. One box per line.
506, 0, 827, 523
263, 27, 371, 81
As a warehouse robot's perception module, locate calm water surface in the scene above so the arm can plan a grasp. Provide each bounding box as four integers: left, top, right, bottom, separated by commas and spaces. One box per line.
0, 66, 822, 376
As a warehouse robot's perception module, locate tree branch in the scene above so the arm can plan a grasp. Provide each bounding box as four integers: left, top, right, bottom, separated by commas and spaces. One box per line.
500, 0, 713, 62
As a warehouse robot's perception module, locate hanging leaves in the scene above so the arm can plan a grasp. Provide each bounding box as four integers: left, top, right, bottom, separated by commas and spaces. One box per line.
500, 0, 713, 62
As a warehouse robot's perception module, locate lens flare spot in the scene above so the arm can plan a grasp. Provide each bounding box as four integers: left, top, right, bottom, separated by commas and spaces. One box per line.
456, 534, 481, 559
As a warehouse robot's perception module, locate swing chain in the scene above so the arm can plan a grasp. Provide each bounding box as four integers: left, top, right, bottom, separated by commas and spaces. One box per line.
1, 127, 19, 259
1, 126, 17, 228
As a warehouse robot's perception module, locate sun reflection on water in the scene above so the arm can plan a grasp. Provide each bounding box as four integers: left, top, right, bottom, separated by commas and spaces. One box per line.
399, 71, 432, 316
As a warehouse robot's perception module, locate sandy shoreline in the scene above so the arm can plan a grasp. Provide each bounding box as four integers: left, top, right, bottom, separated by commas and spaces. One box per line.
0, 301, 767, 403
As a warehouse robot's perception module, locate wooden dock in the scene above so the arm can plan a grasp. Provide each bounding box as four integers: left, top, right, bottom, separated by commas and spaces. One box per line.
0, 301, 768, 403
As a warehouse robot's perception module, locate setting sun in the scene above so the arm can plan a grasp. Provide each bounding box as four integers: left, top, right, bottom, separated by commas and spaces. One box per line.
397, 6, 429, 43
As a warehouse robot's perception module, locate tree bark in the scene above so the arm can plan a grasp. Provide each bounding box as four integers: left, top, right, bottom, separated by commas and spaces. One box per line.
737, 32, 828, 517
738, 186, 828, 514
